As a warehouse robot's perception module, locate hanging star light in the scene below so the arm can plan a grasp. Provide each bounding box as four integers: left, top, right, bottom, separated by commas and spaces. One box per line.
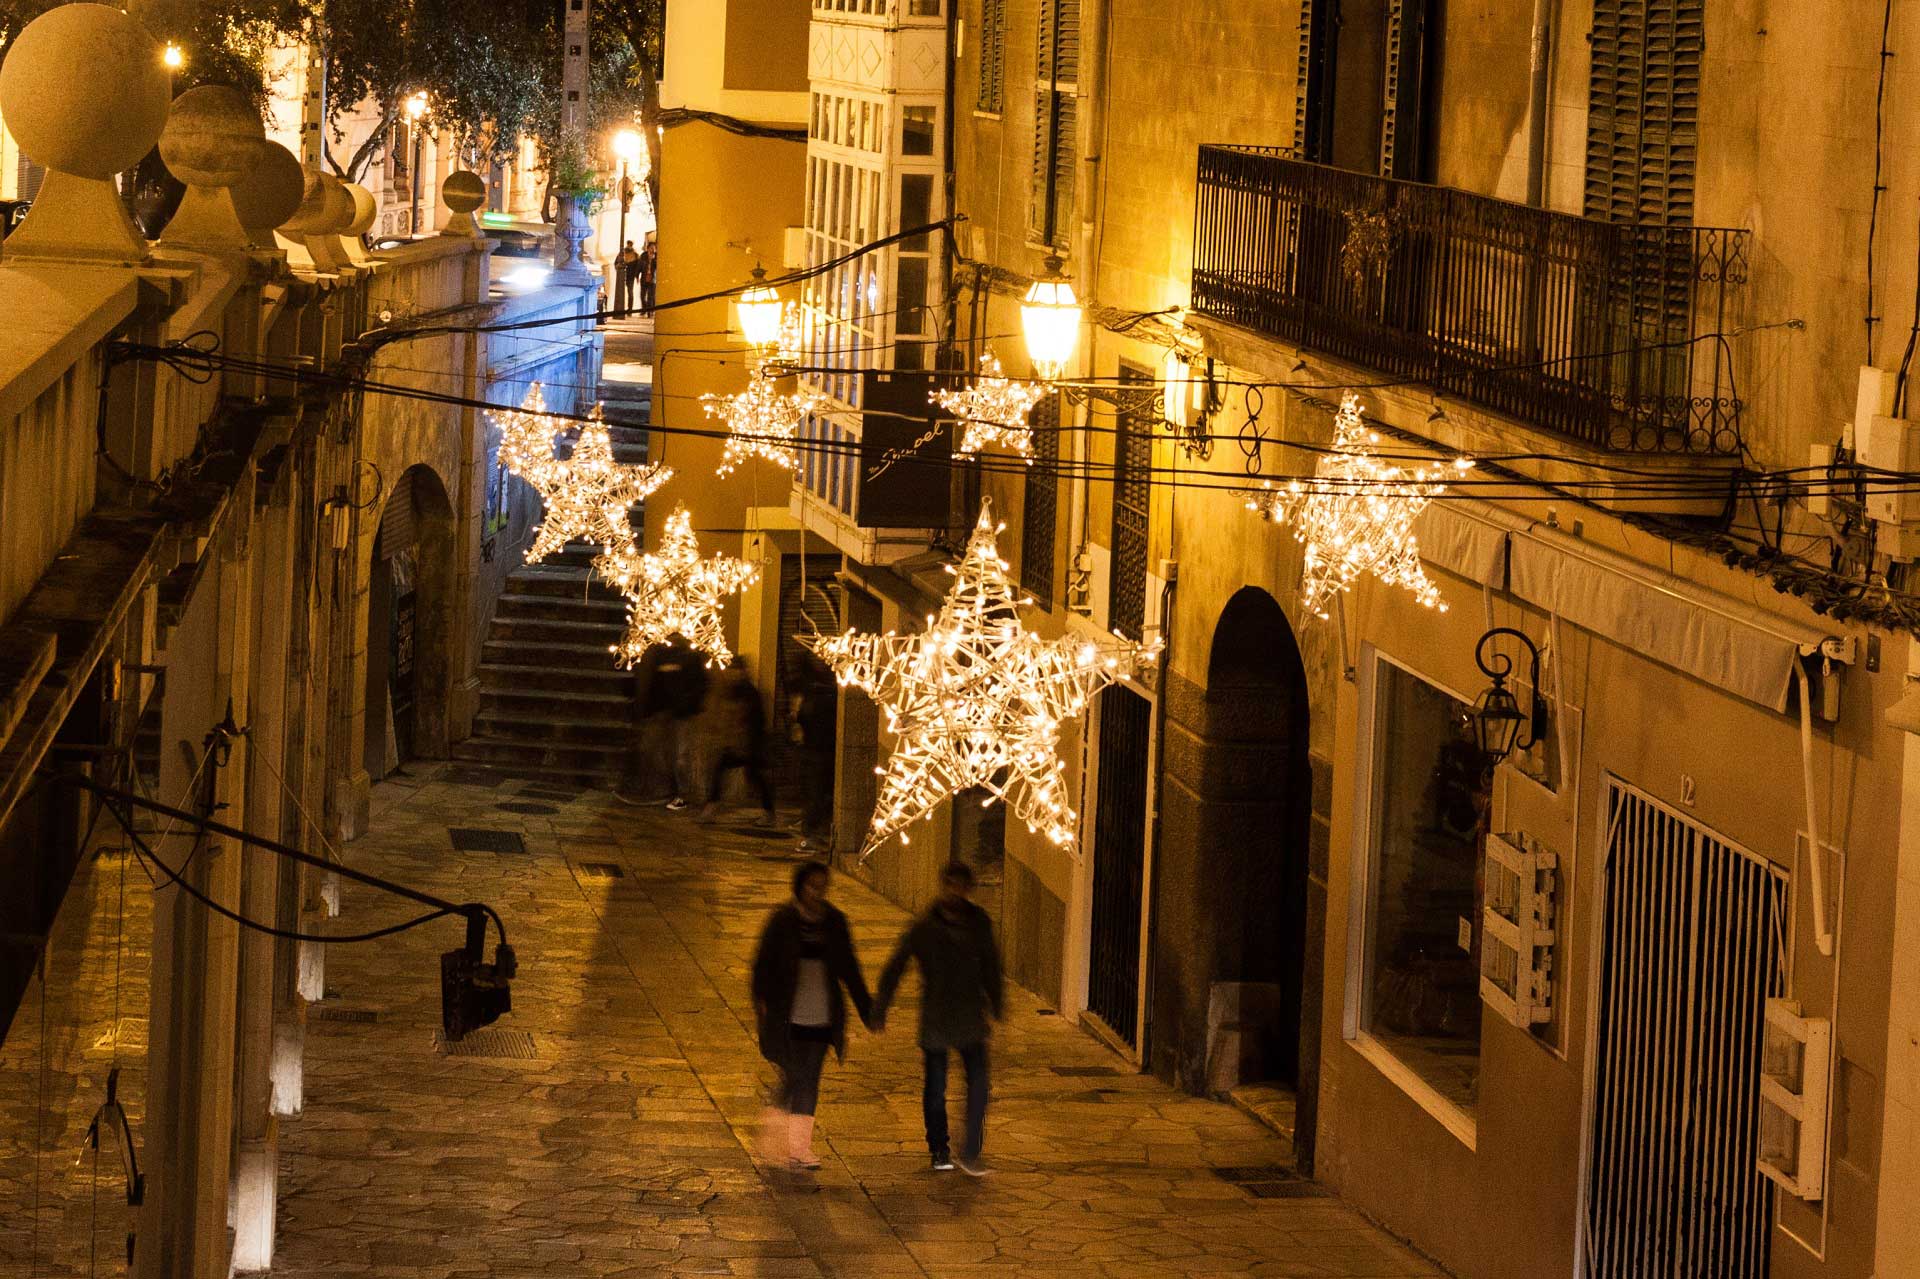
602, 506, 761, 667
934, 352, 1048, 459
702, 374, 822, 476
1245, 392, 1470, 619
492, 392, 673, 565
803, 500, 1160, 857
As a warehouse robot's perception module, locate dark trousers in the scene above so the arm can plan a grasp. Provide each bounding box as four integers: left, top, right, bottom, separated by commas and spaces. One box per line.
800, 747, 833, 837
709, 748, 775, 816
615, 271, 635, 314
777, 1036, 829, 1116
922, 1041, 990, 1160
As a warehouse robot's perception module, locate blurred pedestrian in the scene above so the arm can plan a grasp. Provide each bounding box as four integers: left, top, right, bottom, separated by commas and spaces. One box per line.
751, 860, 875, 1170
700, 656, 777, 826
614, 240, 641, 314
874, 861, 1003, 1175
639, 236, 658, 311
617, 632, 707, 808
792, 663, 837, 852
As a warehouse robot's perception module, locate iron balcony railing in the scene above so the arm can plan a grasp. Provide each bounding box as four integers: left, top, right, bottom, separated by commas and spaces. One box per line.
1192, 145, 1749, 455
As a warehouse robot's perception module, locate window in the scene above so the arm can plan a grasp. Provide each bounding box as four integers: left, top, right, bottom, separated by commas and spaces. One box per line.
1029, 0, 1078, 248
1586, 0, 1701, 225
1357, 655, 1487, 1117
1107, 365, 1151, 639
902, 106, 936, 156
976, 0, 1006, 113
1020, 393, 1060, 606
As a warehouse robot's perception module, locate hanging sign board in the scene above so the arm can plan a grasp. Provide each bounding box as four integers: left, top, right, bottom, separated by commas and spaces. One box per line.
857, 369, 955, 528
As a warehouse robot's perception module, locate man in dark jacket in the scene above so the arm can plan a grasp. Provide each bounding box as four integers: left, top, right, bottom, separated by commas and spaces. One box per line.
875, 861, 1004, 1174
620, 633, 707, 808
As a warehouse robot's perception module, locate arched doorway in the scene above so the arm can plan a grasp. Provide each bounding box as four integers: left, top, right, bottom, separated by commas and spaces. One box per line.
1156, 586, 1317, 1168
364, 464, 456, 778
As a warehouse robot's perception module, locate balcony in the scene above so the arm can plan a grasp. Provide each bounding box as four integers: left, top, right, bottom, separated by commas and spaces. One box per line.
1192, 146, 1748, 456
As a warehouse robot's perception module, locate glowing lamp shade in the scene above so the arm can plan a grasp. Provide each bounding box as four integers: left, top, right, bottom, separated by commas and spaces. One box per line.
406, 91, 428, 120
736, 267, 784, 349
612, 128, 642, 163
1021, 260, 1081, 380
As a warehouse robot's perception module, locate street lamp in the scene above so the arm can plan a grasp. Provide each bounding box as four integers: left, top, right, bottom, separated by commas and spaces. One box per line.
1470, 626, 1548, 767
406, 91, 428, 236
736, 265, 784, 349
1021, 254, 1082, 380
162, 41, 183, 69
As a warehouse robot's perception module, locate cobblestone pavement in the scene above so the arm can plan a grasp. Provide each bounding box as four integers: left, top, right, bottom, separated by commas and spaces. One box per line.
272, 768, 1444, 1279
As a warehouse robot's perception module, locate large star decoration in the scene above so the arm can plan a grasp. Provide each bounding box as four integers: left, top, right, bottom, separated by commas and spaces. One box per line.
505, 396, 672, 565
803, 501, 1161, 857
601, 506, 760, 667
933, 352, 1047, 459
702, 374, 822, 477
1245, 392, 1470, 619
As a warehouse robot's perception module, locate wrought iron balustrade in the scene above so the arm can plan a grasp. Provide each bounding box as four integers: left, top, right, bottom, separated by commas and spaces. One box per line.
1192, 145, 1748, 454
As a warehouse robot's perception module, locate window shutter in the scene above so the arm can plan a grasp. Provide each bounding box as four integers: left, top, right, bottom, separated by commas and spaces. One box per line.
976, 0, 1005, 113
1029, 0, 1078, 248
1585, 0, 1700, 226
1020, 393, 1061, 607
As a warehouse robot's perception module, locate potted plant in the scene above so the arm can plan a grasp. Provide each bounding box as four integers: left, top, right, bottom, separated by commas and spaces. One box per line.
545, 138, 608, 279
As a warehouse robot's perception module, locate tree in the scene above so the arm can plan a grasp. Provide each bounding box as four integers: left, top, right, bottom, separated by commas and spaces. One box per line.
588, 0, 664, 209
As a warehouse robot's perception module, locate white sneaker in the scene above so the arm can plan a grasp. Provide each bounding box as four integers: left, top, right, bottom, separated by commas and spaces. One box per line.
665, 797, 689, 812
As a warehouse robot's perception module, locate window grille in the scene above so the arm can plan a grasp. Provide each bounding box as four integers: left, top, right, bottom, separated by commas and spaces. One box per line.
1585, 0, 1701, 226
1585, 780, 1784, 1278
1020, 393, 1061, 606
1029, 0, 1078, 247
1108, 368, 1151, 640
976, 0, 1006, 112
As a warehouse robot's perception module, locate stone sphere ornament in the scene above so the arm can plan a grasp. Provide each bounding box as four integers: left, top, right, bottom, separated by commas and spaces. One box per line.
159, 86, 264, 188
0, 3, 170, 179
0, 3, 170, 260
441, 170, 486, 237
343, 183, 378, 237
230, 141, 306, 241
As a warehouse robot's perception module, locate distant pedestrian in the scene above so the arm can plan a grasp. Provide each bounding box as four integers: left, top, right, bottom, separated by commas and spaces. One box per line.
618, 632, 707, 809
700, 656, 777, 826
638, 237, 657, 311
614, 240, 641, 315
792, 663, 837, 852
750, 860, 875, 1170
874, 861, 1003, 1175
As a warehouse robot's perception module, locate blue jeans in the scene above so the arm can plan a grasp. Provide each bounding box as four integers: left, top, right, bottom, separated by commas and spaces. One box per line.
923, 1042, 990, 1160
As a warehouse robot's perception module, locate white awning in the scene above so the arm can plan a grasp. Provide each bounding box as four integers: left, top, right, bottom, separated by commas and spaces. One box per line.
1415, 502, 1840, 714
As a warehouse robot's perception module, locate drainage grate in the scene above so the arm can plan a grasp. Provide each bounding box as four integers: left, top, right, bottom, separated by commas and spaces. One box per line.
310, 1007, 378, 1024
497, 802, 559, 816
443, 766, 504, 787
434, 1028, 537, 1058
1050, 1065, 1121, 1077
1212, 1165, 1295, 1182
1212, 1165, 1325, 1198
449, 827, 527, 854
577, 862, 625, 879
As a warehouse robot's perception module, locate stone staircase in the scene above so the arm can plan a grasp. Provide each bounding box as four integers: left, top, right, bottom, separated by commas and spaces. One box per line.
455, 547, 635, 787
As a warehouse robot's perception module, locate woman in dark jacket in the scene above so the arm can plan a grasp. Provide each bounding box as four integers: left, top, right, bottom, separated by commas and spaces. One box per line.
750, 860, 873, 1169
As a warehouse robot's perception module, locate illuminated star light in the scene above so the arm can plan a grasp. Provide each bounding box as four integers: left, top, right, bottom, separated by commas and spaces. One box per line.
1245, 392, 1470, 619
702, 374, 822, 477
491, 389, 672, 564
803, 500, 1161, 858
934, 352, 1047, 459
602, 506, 761, 667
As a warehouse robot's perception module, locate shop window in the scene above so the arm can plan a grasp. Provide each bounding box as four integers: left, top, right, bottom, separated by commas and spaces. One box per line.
1358, 654, 1487, 1116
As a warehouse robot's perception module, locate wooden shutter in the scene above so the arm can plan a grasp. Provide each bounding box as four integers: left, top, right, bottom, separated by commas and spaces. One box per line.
1029, 0, 1079, 247
976, 0, 1005, 113
1586, 0, 1701, 226
1020, 393, 1061, 607
1292, 0, 1334, 162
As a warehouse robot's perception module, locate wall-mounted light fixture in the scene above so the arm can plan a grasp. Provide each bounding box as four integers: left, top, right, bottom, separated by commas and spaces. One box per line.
1471, 626, 1547, 766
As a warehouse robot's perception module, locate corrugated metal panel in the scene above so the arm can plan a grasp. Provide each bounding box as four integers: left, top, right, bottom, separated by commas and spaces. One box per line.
1585, 780, 1783, 1278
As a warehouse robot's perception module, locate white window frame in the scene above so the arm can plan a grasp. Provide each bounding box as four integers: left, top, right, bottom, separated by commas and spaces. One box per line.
1343, 643, 1480, 1149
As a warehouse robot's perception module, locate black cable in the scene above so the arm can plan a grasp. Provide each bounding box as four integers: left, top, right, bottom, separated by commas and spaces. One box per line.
1870, 0, 1895, 367
659, 106, 807, 142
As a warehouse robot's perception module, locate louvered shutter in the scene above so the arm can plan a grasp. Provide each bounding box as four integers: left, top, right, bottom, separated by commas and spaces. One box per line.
976, 0, 1005, 113
1585, 0, 1700, 226
1029, 0, 1079, 248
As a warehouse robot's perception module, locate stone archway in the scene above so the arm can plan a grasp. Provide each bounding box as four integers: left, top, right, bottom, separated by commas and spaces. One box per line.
363, 463, 457, 777
1156, 586, 1317, 1168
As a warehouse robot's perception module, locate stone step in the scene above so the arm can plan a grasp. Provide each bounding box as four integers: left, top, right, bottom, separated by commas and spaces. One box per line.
451, 733, 626, 775
494, 591, 629, 623
479, 685, 631, 721
482, 637, 623, 669
506, 566, 624, 602
489, 615, 626, 647
477, 661, 632, 697
473, 711, 632, 745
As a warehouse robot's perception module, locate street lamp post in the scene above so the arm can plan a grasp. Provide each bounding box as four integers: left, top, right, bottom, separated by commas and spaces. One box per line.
612, 129, 641, 313
406, 92, 428, 235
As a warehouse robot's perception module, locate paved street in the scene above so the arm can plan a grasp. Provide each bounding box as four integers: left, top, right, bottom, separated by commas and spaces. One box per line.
266, 768, 1445, 1278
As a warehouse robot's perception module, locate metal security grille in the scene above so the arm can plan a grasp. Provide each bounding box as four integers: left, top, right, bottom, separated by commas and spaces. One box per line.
1586, 0, 1701, 226
1020, 393, 1061, 607
1029, 0, 1078, 247
976, 0, 1006, 112
1585, 780, 1785, 1278
1108, 369, 1152, 640
1087, 685, 1151, 1048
